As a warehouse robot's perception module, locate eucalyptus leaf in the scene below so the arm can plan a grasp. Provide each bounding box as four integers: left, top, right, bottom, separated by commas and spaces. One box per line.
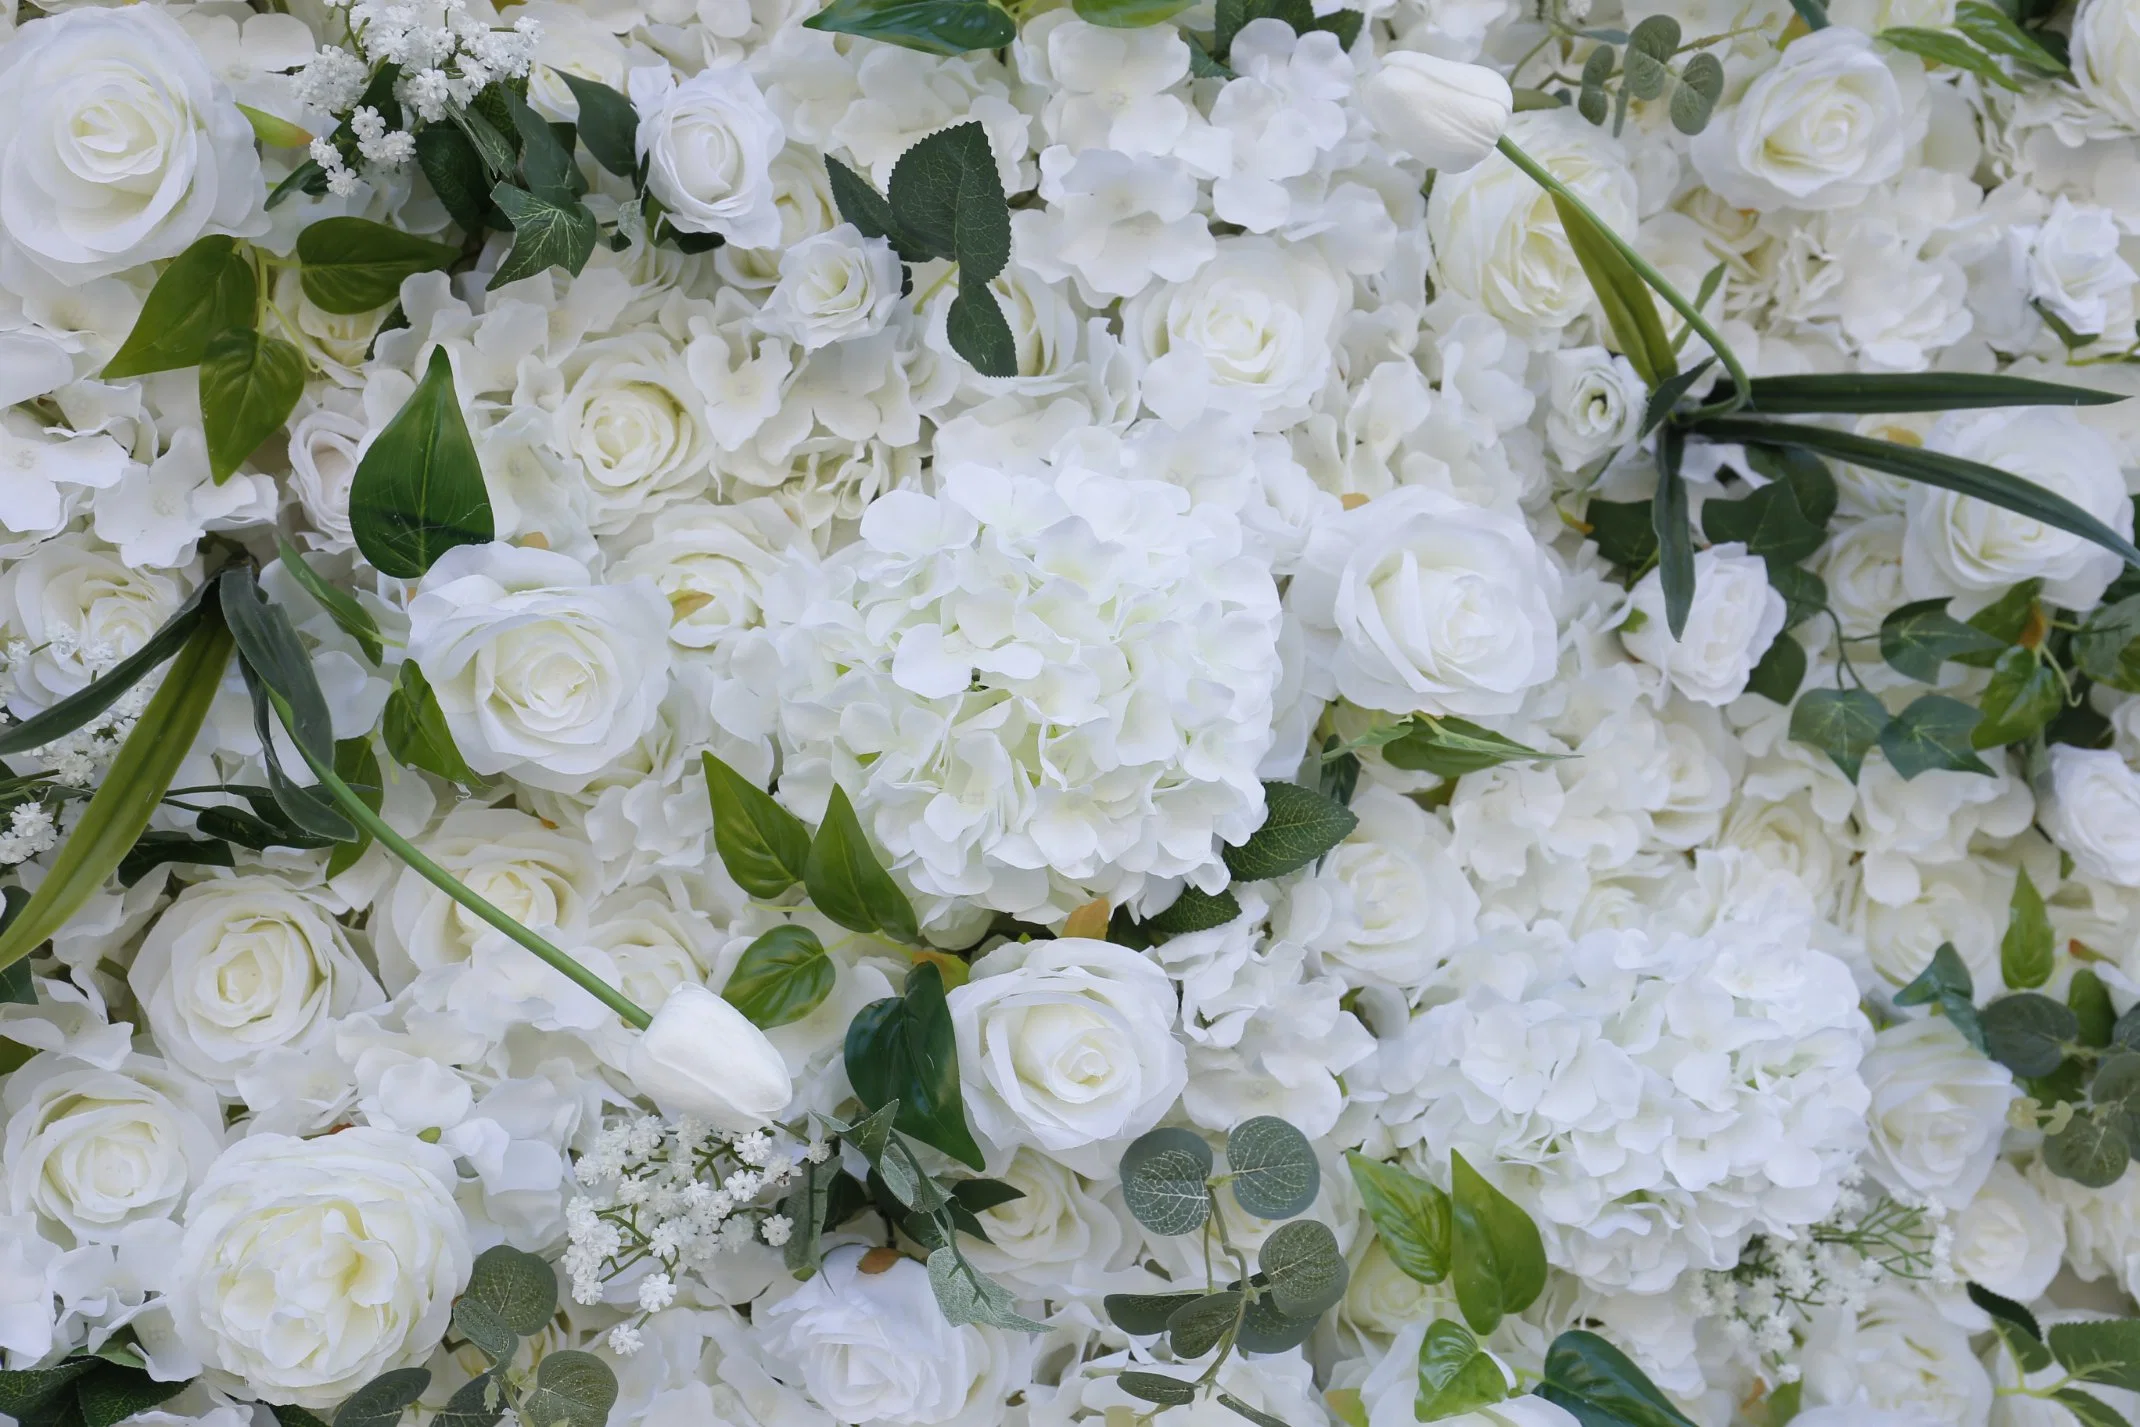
1119, 1373, 1198, 1407
1624, 15, 1679, 99
461, 1244, 557, 1338
1259, 1219, 1348, 1319
334, 1369, 432, 1427
1167, 1291, 1244, 1359
1980, 993, 2078, 1077
518, 1351, 616, 1427
1120, 1126, 1215, 1236
2043, 1112, 2131, 1188
1104, 1292, 1204, 1335
1227, 1115, 1320, 1219
1670, 51, 1724, 133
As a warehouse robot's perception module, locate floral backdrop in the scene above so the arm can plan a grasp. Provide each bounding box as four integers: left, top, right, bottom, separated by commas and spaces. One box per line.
1, 0, 2139, 1422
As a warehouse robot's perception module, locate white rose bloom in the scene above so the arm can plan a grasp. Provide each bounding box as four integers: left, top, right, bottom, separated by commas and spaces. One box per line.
1428, 109, 1638, 336
1952, 1159, 2065, 1303
1291, 487, 1561, 719
758, 1246, 1030, 1427
629, 62, 785, 248
0, 6, 263, 283
1544, 347, 1646, 471
1860, 1016, 2016, 1209
1691, 27, 1923, 212
128, 875, 385, 1093
406, 543, 674, 792
1901, 408, 2132, 612
2076, 0, 2140, 130
284, 404, 367, 555
951, 936, 1187, 1167
756, 224, 903, 350
2, 1052, 222, 1246
2042, 745, 2140, 887
553, 330, 715, 536
2033, 1157, 2140, 1299
0, 533, 189, 715
173, 1129, 472, 1409
954, 1147, 1127, 1296
1801, 1283, 1993, 1427
2019, 196, 2138, 339
1623, 543, 1787, 707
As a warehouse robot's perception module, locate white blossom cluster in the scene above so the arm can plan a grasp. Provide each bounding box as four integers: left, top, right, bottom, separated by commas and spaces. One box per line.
2, 0, 2140, 1422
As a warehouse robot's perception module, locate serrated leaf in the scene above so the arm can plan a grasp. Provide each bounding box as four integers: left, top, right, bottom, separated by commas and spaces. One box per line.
947, 285, 1017, 377
1146, 885, 1243, 935
1879, 26, 2021, 88
519, 1351, 615, 1427
556, 73, 640, 178
1260, 1219, 1347, 1319
334, 1369, 431, 1427
2002, 866, 2054, 990
889, 121, 1010, 281
825, 156, 910, 254
805, 785, 918, 942
200, 328, 304, 482
1346, 1153, 1451, 1286
1700, 476, 1826, 566
1167, 1291, 1244, 1358
1881, 693, 1994, 779
1974, 646, 2062, 748
1968, 1281, 2051, 1373
2052, 1320, 2140, 1392
723, 925, 835, 1028
1415, 1319, 1509, 1422
75, 1363, 185, 1427
703, 753, 812, 898
1788, 686, 1889, 782
1227, 1116, 1320, 1219
1879, 598, 2009, 682
1223, 781, 1357, 882
844, 962, 984, 1169
1382, 717, 1565, 779
803, 0, 1016, 54
1120, 1126, 1215, 1236
488, 184, 598, 289
297, 217, 458, 315
0, 1361, 96, 1420
104, 235, 257, 378
349, 344, 493, 578
2054, 1389, 2133, 1427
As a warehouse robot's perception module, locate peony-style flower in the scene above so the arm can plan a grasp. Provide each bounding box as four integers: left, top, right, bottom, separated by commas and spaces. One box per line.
0, 6, 264, 283
171, 1129, 472, 1408
630, 62, 786, 248
1622, 543, 1787, 707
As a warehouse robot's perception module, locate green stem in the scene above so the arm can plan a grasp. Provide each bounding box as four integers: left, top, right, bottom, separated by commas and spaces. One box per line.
289, 738, 653, 1029
1495, 135, 1752, 416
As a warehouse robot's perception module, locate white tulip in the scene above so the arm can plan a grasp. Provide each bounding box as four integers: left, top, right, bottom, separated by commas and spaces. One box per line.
1361, 51, 1514, 174
625, 982, 794, 1132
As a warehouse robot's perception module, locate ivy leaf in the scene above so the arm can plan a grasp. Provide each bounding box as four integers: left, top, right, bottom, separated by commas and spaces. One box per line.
296, 217, 458, 315
2074, 595, 2140, 692
1700, 478, 1826, 567
1346, 1153, 1451, 1286
104, 235, 257, 378
1960, 579, 2044, 666
1980, 993, 2078, 1078
802, 0, 1016, 54
488, 184, 598, 289
1120, 1127, 1215, 1236
1769, 563, 1828, 630
1381, 717, 1565, 779
1880, 694, 1994, 779
1879, 598, 2009, 682
1746, 632, 1807, 704
1415, 1320, 1509, 1423
416, 122, 493, 234
199, 328, 304, 482
1585, 498, 1657, 569
722, 925, 835, 1029
1537, 1331, 1699, 1427
844, 961, 984, 1169
349, 345, 493, 578
1974, 647, 2063, 748
702, 753, 812, 898
1259, 1219, 1348, 1318
1227, 1115, 1320, 1219
556, 73, 640, 178
2002, 866, 2054, 991
1222, 781, 1357, 881
804, 785, 919, 943
1788, 687, 1889, 782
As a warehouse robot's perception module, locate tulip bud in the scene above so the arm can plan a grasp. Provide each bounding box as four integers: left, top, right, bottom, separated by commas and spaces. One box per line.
1361, 51, 1515, 174
626, 983, 794, 1132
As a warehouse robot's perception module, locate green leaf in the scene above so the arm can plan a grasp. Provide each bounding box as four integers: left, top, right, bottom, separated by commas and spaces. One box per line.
1878, 26, 2021, 88
925, 1248, 1047, 1332
804, 785, 918, 942
825, 157, 908, 252
1584, 498, 1658, 569
1415, 1320, 1509, 1423
416, 123, 494, 235
1980, 993, 2078, 1077
1223, 781, 1358, 882
0, 1362, 97, 1420
2043, 1112, 2131, 1187
297, 218, 459, 315
779, 1156, 833, 1279
349, 344, 494, 579
2074, 595, 2140, 692
461, 1244, 557, 1338
222, 569, 354, 841
1105, 1292, 1205, 1335
489, 184, 598, 289
120, 832, 235, 887
2076, 969, 2116, 1047
1145, 885, 1243, 935
265, 159, 329, 211
383, 660, 484, 787
0, 581, 215, 757
1346, 1153, 1451, 1285
804, 0, 1016, 55
1259, 1219, 1348, 1319
1120, 1126, 1215, 1236
1624, 15, 1680, 99
1959, 579, 2043, 667
1746, 632, 1807, 704
2054, 1389, 2133, 1427
1639, 356, 1716, 438
1670, 51, 1724, 134
273, 1407, 334, 1427
1954, 0, 2070, 70
1382, 717, 1565, 779
2002, 866, 2054, 990
1744, 444, 1840, 526
1769, 563, 1828, 630
0, 612, 233, 983
1974, 647, 2063, 748
1450, 1152, 1545, 1335
1167, 1291, 1244, 1358
1688, 419, 2140, 572
236, 101, 314, 149
2051, 1321, 2140, 1393
1119, 1373, 1198, 1408
889, 121, 1011, 280
1968, 1281, 2052, 1373
1577, 44, 1612, 126
1073, 0, 1192, 25
556, 73, 640, 178
1895, 940, 1975, 1007
1234, 1290, 1319, 1353
278, 539, 384, 666
199, 328, 304, 482
947, 286, 1017, 377
1788, 687, 1889, 782
1879, 598, 2009, 681
723, 925, 835, 1028
1738, 372, 2125, 413
452, 103, 518, 181
500, 89, 579, 201
518, 1351, 615, 1427
73, 1363, 185, 1427
104, 235, 258, 378
1537, 1330, 1700, 1427
334, 1369, 432, 1427
1554, 191, 1675, 389
1880, 693, 1994, 779
1215, 1394, 1291, 1427
703, 753, 813, 899
1654, 428, 1694, 638
1700, 477, 1826, 566
432, 1375, 504, 1427
1227, 1115, 1320, 1219
844, 961, 984, 1169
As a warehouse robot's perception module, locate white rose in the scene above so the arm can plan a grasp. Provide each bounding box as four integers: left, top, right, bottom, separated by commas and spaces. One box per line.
0, 6, 263, 283
1801, 1285, 1992, 1427
625, 983, 794, 1133
1952, 1159, 2065, 1303
954, 1147, 1127, 1295
372, 804, 601, 987
1291, 487, 1561, 718
1902, 408, 2133, 612
1861, 1016, 2016, 1209
173, 1129, 471, 1409
2042, 745, 2140, 887
553, 330, 714, 536
129, 875, 383, 1093
1623, 543, 1787, 706
406, 543, 674, 791
1428, 109, 1638, 336
758, 1246, 1029, 1427
756, 224, 903, 350
2020, 197, 2139, 339
629, 63, 785, 248
1122, 235, 1342, 431
2033, 1158, 2140, 1299
285, 403, 367, 554
0, 533, 189, 715
1544, 347, 1646, 471
1690, 27, 1922, 212
1820, 514, 1907, 638
2, 1052, 222, 1246
2076, 0, 2140, 130
606, 498, 815, 658
718, 144, 842, 290
1362, 51, 1514, 174
951, 937, 1187, 1167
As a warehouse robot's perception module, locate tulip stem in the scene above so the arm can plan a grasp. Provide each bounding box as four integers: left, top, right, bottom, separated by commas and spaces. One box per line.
288, 735, 654, 1029
1494, 135, 1752, 417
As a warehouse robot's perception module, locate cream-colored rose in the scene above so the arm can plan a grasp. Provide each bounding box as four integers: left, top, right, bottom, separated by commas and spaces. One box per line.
554, 331, 714, 536
2042, 745, 2140, 887
1623, 543, 1787, 706
1861, 1016, 2016, 1208
629, 62, 784, 247
756, 225, 903, 351
2076, 0, 2140, 130
1953, 1159, 2064, 1303
0, 532, 189, 715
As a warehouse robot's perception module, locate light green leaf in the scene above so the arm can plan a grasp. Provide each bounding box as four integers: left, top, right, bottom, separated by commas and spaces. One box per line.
804, 785, 919, 942
1120, 1126, 1215, 1236
925, 1248, 1048, 1332
237, 102, 314, 148
1415, 1320, 1509, 1423
104, 235, 258, 378
1555, 191, 1675, 389
1537, 1330, 1699, 1427
349, 345, 494, 578
1450, 1152, 1545, 1337
199, 328, 304, 482
518, 1351, 615, 1427
383, 660, 484, 787
1346, 1153, 1451, 1285
1880, 693, 1994, 779
1223, 781, 1358, 882
1119, 1373, 1198, 1407
843, 962, 985, 1169
2002, 866, 2054, 990
1073, 0, 1192, 25
1789, 687, 1888, 782
702, 752, 812, 898
488, 184, 598, 290
1973, 647, 2062, 748
1259, 1219, 1348, 1319
1381, 717, 1565, 779
277, 538, 384, 665
722, 925, 835, 1028
803, 0, 1016, 57
297, 217, 458, 315
1879, 25, 2022, 86
2051, 1320, 2140, 1393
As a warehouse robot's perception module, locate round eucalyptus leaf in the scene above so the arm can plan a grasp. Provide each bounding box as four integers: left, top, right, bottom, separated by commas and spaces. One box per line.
1226, 1116, 1319, 1220
1259, 1219, 1348, 1320
1120, 1127, 1213, 1237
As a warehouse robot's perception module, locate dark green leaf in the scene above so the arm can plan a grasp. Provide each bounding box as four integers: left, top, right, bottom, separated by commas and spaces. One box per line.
416, 123, 493, 234
2074, 595, 2140, 692
1259, 1219, 1347, 1319
200, 328, 304, 482
1968, 1281, 2051, 1373
488, 185, 598, 289
1769, 563, 1828, 629
518, 1351, 615, 1427
1146, 885, 1243, 935
120, 832, 235, 887
703, 753, 813, 898
1121, 1126, 1215, 1236
1959, 579, 2043, 667
350, 344, 493, 578
1382, 717, 1565, 779
451, 1296, 517, 1364
1624, 15, 1679, 98
1223, 781, 1357, 882
723, 925, 835, 1028
803, 0, 1016, 56
297, 217, 458, 315
2075, 970, 2115, 1047
1577, 45, 1612, 127
273, 1409, 333, 1427
1234, 1291, 1318, 1353
265, 159, 330, 211
383, 660, 484, 787
888, 121, 1010, 280
278, 539, 384, 665
104, 235, 257, 378
334, 1369, 431, 1427
1745, 632, 1806, 704
1227, 1115, 1319, 1219
1654, 429, 1693, 638
2054, 1389, 2133, 1427
1980, 993, 2078, 1077
1974, 647, 2062, 749
463, 1244, 558, 1337
0, 891, 30, 1003
1877, 28, 2021, 89
1073, 0, 1193, 24
1954, 0, 2070, 70
432, 1374, 504, 1427
1743, 444, 1839, 526
1415, 1319, 1509, 1422
1895, 940, 1975, 1007
804, 785, 919, 942
1215, 1394, 1291, 1427
1346, 1152, 1451, 1285
1167, 1291, 1243, 1358
0, 1362, 96, 1419
1120, 1373, 1198, 1407
502, 89, 578, 201
1585, 498, 1658, 569
1700, 477, 1826, 566
1788, 0, 1829, 26
947, 286, 1017, 377
1788, 686, 1889, 782
1879, 598, 2009, 681
556, 73, 639, 178
1640, 356, 1716, 438
825, 157, 910, 254
1537, 1330, 1700, 1427
2043, 1113, 2131, 1188
1880, 694, 1994, 779
950, 1178, 1026, 1213
1105, 1292, 1205, 1335
221, 567, 334, 768
844, 962, 984, 1169
452, 103, 517, 181
73, 1363, 184, 1427
2002, 866, 2054, 990
2051, 1321, 2140, 1392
